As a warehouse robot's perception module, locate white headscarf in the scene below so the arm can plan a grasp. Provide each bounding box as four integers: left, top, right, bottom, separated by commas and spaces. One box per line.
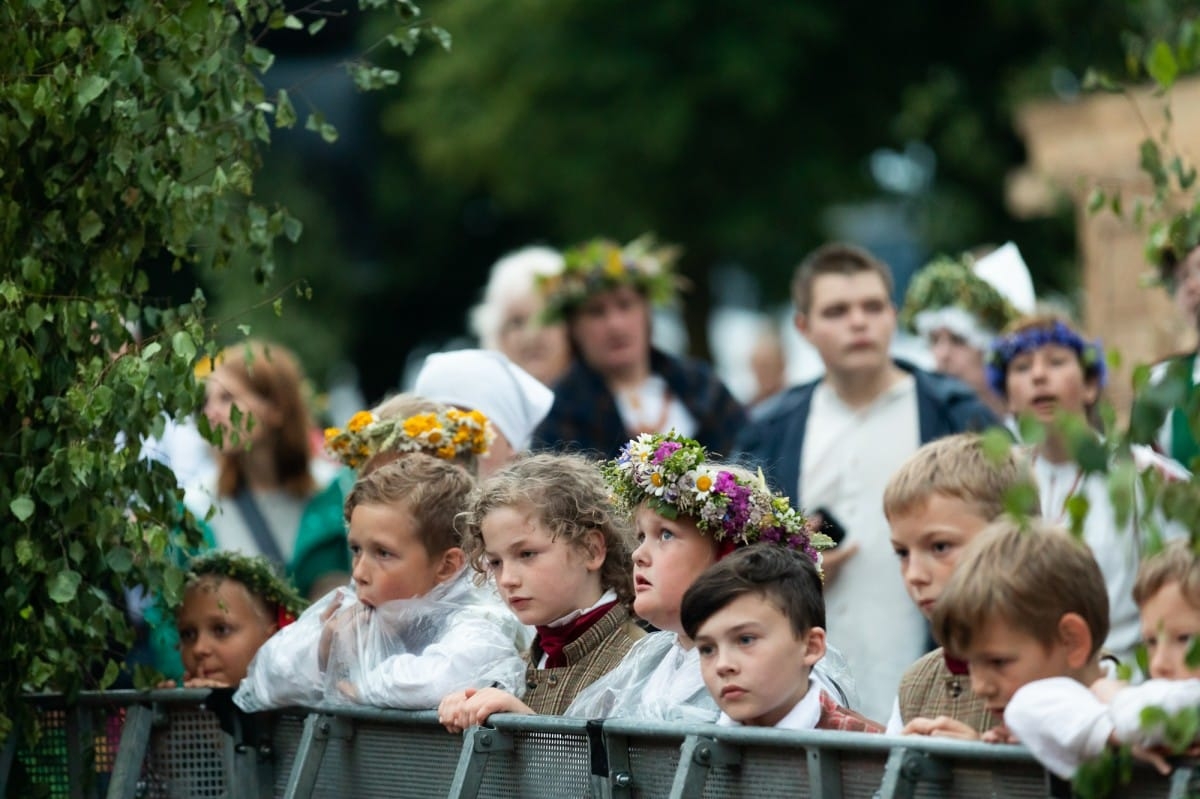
414, 349, 554, 452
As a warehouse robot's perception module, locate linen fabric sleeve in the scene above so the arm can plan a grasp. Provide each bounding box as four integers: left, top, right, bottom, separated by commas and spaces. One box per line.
1004, 677, 1114, 780
1109, 679, 1200, 748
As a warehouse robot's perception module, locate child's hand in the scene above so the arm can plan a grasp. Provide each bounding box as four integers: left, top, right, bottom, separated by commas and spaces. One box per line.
181, 677, 233, 689
1089, 677, 1127, 703
438, 687, 532, 734
155, 678, 180, 689
318, 591, 346, 671
901, 716, 981, 740
981, 724, 1017, 744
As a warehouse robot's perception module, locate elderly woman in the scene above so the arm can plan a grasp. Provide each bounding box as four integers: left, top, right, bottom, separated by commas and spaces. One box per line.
470, 245, 571, 387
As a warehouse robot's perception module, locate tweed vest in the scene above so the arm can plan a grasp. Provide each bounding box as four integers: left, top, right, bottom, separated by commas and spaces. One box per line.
897, 648, 993, 732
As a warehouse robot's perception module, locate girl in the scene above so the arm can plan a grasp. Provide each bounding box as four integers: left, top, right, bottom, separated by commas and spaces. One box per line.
566, 432, 844, 722
171, 551, 306, 688
987, 314, 1188, 665
438, 453, 642, 730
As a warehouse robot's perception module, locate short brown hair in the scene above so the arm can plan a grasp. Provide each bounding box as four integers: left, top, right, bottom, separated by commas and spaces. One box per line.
1134, 540, 1200, 609
932, 519, 1109, 659
883, 434, 1037, 522
462, 453, 635, 605
791, 242, 894, 314
343, 454, 476, 556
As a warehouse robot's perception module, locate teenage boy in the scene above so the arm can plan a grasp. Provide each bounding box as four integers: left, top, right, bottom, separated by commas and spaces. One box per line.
737, 242, 997, 719
680, 545, 882, 732
882, 433, 1034, 736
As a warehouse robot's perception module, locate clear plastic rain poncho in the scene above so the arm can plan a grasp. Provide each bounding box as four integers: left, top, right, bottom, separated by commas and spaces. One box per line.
565, 631, 860, 722
235, 568, 528, 712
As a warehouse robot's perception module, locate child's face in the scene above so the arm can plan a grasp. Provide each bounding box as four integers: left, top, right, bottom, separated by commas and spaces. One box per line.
632, 506, 719, 635
348, 502, 442, 608
961, 617, 1074, 721
694, 592, 824, 727
481, 504, 606, 626
1140, 581, 1200, 680
889, 495, 990, 619
1004, 344, 1098, 421
178, 579, 277, 685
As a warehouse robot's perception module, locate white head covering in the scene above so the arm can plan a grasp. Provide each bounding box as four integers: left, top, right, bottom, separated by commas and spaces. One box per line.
414, 350, 554, 452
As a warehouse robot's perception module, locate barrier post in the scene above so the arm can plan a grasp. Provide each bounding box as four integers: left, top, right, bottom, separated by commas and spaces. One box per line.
104, 704, 155, 799
446, 725, 513, 799
667, 735, 741, 799
877, 746, 951, 799
1170, 764, 1200, 799
806, 745, 843, 797
601, 731, 633, 799
282, 713, 352, 799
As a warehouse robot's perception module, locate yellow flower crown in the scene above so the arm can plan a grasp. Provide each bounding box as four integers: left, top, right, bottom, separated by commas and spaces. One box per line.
324, 408, 493, 470
537, 234, 682, 323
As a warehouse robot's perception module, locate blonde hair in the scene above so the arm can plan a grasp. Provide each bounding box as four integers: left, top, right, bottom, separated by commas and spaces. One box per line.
212, 340, 315, 499
1134, 540, 1200, 609
932, 518, 1109, 659
344, 454, 476, 557
463, 453, 635, 605
883, 434, 1036, 522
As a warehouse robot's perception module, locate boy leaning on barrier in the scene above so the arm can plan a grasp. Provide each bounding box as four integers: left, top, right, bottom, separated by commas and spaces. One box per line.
234, 454, 528, 712
680, 544, 883, 732
1002, 539, 1200, 779
882, 433, 1035, 737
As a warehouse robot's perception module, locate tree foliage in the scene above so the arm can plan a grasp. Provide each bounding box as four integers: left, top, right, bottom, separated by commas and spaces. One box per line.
0, 0, 441, 743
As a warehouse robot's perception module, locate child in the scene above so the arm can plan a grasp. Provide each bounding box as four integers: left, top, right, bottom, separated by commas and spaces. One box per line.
987, 314, 1188, 665
171, 551, 306, 688
882, 433, 1034, 736
235, 454, 527, 711
437, 453, 643, 730
681, 544, 883, 731
565, 431, 843, 722
930, 518, 1111, 747
1003, 539, 1200, 779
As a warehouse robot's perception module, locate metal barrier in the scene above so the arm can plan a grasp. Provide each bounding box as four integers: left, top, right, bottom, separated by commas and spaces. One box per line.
4, 693, 1199, 798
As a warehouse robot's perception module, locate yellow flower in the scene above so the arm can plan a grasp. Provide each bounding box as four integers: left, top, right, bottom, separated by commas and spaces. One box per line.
650, 473, 663, 487
453, 427, 471, 444
403, 413, 436, 438
348, 411, 375, 433
436, 444, 457, 460
696, 474, 713, 492
427, 427, 444, 445
324, 427, 341, 444
604, 248, 625, 277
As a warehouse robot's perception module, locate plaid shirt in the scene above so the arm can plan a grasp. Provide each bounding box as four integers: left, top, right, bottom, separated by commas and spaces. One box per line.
532, 348, 746, 459
897, 647, 993, 733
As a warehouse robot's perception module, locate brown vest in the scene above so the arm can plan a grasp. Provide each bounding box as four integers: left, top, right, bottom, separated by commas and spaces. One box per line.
897, 648, 993, 732
522, 604, 646, 715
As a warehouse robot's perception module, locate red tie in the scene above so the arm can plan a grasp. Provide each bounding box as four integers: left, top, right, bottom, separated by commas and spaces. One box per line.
535, 601, 617, 668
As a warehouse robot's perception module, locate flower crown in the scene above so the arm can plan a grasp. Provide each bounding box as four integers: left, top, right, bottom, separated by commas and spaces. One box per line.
602, 432, 832, 567
986, 320, 1108, 397
186, 551, 307, 627
324, 408, 493, 470
899, 255, 1021, 338
537, 234, 682, 323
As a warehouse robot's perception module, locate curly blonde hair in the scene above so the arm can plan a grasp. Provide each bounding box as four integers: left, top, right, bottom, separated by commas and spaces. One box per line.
462, 453, 635, 605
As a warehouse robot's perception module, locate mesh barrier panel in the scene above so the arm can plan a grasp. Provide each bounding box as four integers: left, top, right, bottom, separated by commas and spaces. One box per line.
702, 745, 812, 799
271, 713, 308, 798
14, 705, 125, 798
312, 720, 463, 798
839, 751, 889, 799
142, 708, 231, 799
474, 729, 593, 799
16, 708, 73, 798
625, 738, 684, 798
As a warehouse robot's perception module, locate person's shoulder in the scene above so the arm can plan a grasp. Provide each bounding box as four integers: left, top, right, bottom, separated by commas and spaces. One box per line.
748, 380, 820, 423
903, 647, 948, 677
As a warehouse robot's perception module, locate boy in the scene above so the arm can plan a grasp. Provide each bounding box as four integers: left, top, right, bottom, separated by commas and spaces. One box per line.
235, 455, 528, 712
680, 545, 882, 731
930, 519, 1112, 750
883, 433, 1034, 736
1002, 540, 1200, 778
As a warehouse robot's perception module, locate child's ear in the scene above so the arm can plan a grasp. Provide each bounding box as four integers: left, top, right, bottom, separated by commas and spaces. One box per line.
1082, 374, 1100, 407
802, 626, 827, 667
435, 547, 467, 583
1057, 612, 1094, 669
582, 529, 607, 571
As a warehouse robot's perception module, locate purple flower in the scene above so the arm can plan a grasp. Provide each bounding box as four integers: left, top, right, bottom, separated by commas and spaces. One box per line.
652, 441, 682, 464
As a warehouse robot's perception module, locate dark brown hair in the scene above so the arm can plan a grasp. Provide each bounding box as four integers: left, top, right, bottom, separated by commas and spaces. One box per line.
791, 242, 894, 314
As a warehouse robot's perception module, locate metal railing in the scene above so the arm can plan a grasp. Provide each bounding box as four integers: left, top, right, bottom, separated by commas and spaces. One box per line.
3, 691, 1197, 798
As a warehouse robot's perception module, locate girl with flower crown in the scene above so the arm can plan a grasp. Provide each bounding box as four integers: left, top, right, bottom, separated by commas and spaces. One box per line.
564, 432, 857, 722
988, 314, 1188, 667
164, 551, 307, 689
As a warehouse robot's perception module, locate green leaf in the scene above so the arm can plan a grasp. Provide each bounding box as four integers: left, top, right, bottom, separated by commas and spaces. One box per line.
78, 210, 104, 243
10, 495, 34, 521
275, 89, 296, 129
1146, 40, 1179, 89
273, 298, 283, 317
48, 570, 82, 603
172, 330, 196, 361
105, 547, 134, 574
76, 75, 110, 109
1187, 636, 1200, 669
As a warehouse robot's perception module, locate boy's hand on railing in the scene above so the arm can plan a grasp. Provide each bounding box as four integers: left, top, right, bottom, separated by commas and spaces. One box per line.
901, 715, 981, 740
981, 724, 1017, 744
437, 687, 533, 733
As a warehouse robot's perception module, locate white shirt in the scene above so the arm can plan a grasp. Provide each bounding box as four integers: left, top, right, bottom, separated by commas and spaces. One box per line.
799, 376, 925, 722
614, 374, 697, 438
